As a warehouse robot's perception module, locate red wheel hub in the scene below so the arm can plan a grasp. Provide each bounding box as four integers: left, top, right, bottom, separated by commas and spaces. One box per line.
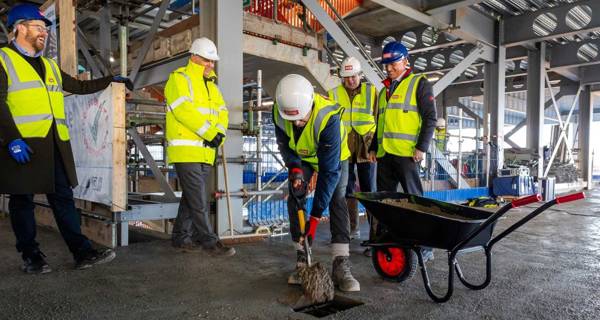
377, 247, 407, 277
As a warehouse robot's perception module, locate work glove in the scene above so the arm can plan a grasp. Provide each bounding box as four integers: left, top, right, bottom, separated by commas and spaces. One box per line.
204, 133, 225, 148
303, 215, 320, 245
8, 139, 33, 164
112, 76, 134, 91
289, 167, 304, 191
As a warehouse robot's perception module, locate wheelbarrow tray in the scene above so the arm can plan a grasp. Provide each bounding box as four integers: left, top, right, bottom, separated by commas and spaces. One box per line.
353, 191, 495, 251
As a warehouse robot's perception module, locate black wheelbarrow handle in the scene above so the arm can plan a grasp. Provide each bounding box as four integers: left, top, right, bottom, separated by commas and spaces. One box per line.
486, 192, 585, 249
451, 192, 585, 297
450, 193, 542, 256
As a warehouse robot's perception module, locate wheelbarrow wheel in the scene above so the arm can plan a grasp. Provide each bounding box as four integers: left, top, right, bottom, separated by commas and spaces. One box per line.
371, 246, 417, 282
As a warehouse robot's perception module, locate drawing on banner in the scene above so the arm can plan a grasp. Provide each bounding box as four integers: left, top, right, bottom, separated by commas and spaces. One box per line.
65, 87, 114, 206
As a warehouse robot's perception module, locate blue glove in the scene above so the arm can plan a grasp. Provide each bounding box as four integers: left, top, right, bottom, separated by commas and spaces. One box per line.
112, 76, 134, 91
8, 139, 33, 164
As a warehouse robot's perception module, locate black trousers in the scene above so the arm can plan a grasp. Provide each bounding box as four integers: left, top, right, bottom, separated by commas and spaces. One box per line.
376, 154, 423, 195
287, 160, 350, 244
9, 148, 92, 261
346, 162, 375, 196
172, 163, 219, 248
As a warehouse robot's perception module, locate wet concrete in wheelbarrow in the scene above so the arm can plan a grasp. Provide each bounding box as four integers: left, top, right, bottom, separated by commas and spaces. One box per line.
1, 189, 599, 319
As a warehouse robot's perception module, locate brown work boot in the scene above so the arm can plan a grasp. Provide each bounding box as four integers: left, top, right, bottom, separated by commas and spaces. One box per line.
173, 242, 203, 253
203, 241, 236, 257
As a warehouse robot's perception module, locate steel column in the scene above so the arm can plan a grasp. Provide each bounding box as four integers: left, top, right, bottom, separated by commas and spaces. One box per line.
206, 0, 245, 236
578, 86, 593, 189
526, 42, 546, 177
483, 27, 506, 180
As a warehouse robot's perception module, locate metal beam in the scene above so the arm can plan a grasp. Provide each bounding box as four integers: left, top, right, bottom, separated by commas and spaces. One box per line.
425, 0, 484, 15
483, 24, 507, 179
432, 42, 491, 97
457, 102, 482, 122
504, 0, 600, 47
134, 54, 189, 89
127, 128, 177, 201
579, 64, 600, 85
129, 0, 170, 83
301, 0, 384, 91
371, 0, 450, 29
550, 39, 600, 69
526, 43, 545, 177
578, 86, 593, 189
77, 31, 104, 78
506, 89, 566, 139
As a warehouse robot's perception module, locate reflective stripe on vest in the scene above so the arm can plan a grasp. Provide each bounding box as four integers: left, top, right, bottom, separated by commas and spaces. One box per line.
327, 83, 375, 136
0, 48, 68, 140
377, 73, 422, 157
165, 64, 227, 164
274, 95, 350, 170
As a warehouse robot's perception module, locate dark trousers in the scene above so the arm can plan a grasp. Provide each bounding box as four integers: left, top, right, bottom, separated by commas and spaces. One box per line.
9, 149, 92, 261
287, 160, 350, 244
377, 154, 423, 195
376, 154, 431, 253
345, 162, 375, 196
172, 163, 218, 248
346, 161, 376, 235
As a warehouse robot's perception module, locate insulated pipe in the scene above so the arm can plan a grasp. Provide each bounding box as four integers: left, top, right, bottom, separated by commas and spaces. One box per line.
119, 17, 128, 77
256, 70, 263, 197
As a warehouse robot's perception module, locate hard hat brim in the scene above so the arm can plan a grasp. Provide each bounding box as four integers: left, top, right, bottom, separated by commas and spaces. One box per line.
279, 110, 306, 121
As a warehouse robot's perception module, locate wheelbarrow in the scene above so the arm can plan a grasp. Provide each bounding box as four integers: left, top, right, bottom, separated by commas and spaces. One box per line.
353, 191, 585, 303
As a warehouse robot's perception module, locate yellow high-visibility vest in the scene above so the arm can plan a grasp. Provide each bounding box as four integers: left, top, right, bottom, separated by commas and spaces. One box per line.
377, 73, 424, 157
165, 60, 228, 164
273, 94, 350, 170
328, 83, 376, 136
0, 47, 69, 140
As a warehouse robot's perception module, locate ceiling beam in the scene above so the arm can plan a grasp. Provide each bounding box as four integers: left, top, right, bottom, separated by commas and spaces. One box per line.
503, 0, 600, 47
425, 0, 485, 16
371, 0, 495, 57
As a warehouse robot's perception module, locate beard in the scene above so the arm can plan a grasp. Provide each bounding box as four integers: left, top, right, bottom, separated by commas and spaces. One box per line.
25, 32, 46, 53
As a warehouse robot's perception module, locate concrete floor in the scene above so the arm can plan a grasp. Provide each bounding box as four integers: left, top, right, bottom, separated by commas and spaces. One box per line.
1, 190, 600, 320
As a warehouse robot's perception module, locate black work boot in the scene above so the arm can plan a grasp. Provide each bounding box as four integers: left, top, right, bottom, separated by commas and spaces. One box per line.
332, 256, 360, 292
288, 249, 307, 285
203, 241, 235, 257
22, 251, 51, 274
75, 248, 116, 270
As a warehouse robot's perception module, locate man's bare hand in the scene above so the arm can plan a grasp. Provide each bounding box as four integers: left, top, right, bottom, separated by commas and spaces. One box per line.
413, 149, 424, 162
368, 151, 377, 163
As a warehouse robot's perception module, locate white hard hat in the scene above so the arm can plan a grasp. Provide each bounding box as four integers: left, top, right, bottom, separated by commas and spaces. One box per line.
275, 74, 314, 121
189, 37, 219, 61
436, 118, 446, 127
340, 56, 362, 77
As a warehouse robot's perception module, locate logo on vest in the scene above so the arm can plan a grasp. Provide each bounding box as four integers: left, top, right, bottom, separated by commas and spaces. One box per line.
392, 95, 399, 99
49, 78, 55, 84
298, 149, 309, 156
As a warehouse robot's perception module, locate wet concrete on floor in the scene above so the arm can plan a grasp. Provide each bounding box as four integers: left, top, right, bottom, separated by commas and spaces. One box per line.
1, 189, 599, 319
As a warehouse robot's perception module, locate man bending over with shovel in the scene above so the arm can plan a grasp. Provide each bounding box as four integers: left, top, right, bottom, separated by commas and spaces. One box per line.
273, 74, 360, 292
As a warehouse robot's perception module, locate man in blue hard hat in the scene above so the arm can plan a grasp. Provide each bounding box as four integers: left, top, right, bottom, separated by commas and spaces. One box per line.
0, 3, 133, 274
369, 41, 437, 260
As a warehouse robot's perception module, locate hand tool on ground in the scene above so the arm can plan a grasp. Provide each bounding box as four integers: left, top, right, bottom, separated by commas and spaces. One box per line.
291, 172, 334, 304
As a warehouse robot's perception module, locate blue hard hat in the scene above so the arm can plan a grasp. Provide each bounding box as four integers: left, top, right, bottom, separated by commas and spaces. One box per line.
7, 4, 52, 29
381, 41, 409, 64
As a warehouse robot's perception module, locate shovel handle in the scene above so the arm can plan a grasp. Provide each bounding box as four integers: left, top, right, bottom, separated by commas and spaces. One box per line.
511, 194, 542, 208
555, 192, 585, 204
298, 209, 306, 233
